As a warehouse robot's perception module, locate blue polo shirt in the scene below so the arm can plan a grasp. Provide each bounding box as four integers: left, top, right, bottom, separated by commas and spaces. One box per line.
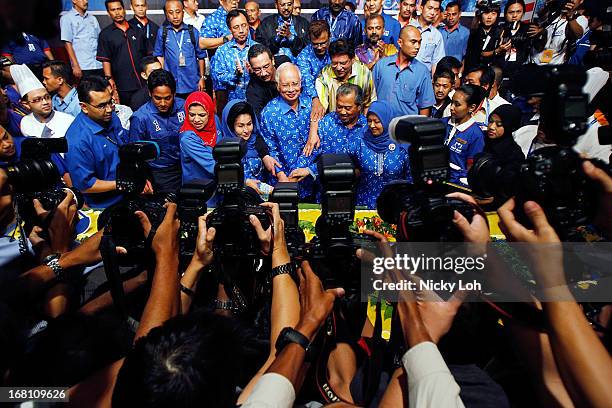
372, 56, 435, 117
153, 23, 206, 94
59, 8, 102, 70
440, 24, 470, 62
1, 33, 50, 65
361, 12, 401, 47
311, 8, 363, 45
129, 98, 186, 169
442, 117, 485, 186
65, 112, 129, 208
52, 87, 81, 118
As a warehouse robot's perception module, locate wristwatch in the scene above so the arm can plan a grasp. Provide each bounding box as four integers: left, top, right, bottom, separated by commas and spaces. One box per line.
269, 262, 296, 282
275, 327, 316, 362
214, 299, 234, 311
223, 34, 230, 43
44, 253, 67, 282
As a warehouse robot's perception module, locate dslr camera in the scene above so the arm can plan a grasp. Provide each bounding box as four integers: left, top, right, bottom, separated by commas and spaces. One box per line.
206, 139, 271, 259
305, 154, 375, 293
6, 137, 82, 234
270, 181, 305, 258
377, 116, 474, 242
99, 141, 167, 259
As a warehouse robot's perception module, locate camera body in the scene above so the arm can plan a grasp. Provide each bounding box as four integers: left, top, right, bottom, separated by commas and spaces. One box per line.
270, 182, 306, 258
378, 116, 474, 242
178, 180, 215, 261
475, 0, 501, 14
306, 154, 375, 293
115, 141, 159, 194
207, 140, 270, 258
6, 138, 83, 233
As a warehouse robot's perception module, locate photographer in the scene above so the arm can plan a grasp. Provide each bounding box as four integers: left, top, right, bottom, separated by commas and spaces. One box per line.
464, 0, 503, 71
529, 0, 588, 65
495, 0, 531, 74
496, 163, 612, 408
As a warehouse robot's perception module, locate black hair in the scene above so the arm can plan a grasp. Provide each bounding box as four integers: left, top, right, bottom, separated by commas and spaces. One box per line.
77, 76, 109, 104
446, 0, 461, 10
309, 20, 330, 38
421, 0, 441, 7
140, 56, 160, 74
105, 0, 124, 10
42, 60, 72, 84
465, 64, 495, 88
365, 13, 385, 27
112, 310, 266, 408
248, 43, 273, 62
228, 102, 255, 131
503, 0, 525, 17
7, 310, 132, 387
147, 69, 177, 94
226, 9, 248, 29
329, 39, 355, 59
437, 55, 462, 70
434, 68, 456, 84
456, 84, 487, 107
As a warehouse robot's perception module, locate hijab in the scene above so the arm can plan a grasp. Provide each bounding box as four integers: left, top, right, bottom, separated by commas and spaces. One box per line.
485, 104, 524, 163
180, 91, 217, 147
220, 99, 259, 159
363, 100, 394, 153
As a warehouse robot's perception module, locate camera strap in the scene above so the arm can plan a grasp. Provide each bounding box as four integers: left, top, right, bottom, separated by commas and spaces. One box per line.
100, 234, 127, 317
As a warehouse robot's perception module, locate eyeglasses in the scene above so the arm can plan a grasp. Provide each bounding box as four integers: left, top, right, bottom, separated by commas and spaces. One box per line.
312, 40, 329, 48
85, 99, 115, 111
28, 94, 52, 104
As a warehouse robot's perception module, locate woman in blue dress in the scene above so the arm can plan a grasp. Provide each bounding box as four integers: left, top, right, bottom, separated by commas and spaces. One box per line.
347, 100, 412, 208
220, 99, 273, 199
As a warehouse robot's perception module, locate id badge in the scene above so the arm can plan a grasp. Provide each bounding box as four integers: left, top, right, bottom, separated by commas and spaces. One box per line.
540, 49, 554, 64
179, 52, 186, 67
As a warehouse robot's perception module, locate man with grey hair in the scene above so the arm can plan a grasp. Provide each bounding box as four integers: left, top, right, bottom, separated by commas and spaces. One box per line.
260, 62, 316, 200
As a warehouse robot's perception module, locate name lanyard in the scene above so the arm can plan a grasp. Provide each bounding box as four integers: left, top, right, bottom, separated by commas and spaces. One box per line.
176, 30, 185, 52
328, 12, 341, 34
146, 23, 150, 39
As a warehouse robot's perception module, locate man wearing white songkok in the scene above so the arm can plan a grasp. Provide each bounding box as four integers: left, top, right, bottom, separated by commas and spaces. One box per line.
10, 64, 74, 139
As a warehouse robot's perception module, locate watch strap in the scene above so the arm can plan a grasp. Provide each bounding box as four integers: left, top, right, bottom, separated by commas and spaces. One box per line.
275, 327, 315, 361
44, 253, 66, 282
214, 299, 234, 311
270, 262, 296, 282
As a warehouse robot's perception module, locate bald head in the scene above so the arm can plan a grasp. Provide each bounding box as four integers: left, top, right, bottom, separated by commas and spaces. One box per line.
398, 25, 421, 60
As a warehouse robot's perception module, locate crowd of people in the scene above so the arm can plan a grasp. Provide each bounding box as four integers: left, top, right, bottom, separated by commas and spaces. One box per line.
0, 0, 610, 406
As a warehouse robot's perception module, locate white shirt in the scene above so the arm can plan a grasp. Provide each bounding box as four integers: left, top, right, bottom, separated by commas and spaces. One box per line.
183, 11, 206, 32
473, 94, 510, 124
242, 373, 296, 408
403, 341, 465, 408
531, 15, 588, 65
20, 110, 75, 139
574, 116, 611, 163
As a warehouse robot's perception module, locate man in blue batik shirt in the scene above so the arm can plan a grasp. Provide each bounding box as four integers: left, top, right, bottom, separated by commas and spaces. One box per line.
296, 20, 331, 121
199, 0, 238, 52
311, 0, 362, 46
65, 77, 131, 209
211, 10, 259, 102
260, 63, 315, 200
307, 83, 367, 177
153, 0, 206, 99
129, 69, 185, 194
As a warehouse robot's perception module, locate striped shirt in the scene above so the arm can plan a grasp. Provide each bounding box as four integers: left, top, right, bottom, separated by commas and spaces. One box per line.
315, 60, 377, 112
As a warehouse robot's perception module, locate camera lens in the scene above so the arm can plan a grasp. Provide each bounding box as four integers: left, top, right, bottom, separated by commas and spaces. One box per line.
5, 159, 60, 194
467, 153, 504, 197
